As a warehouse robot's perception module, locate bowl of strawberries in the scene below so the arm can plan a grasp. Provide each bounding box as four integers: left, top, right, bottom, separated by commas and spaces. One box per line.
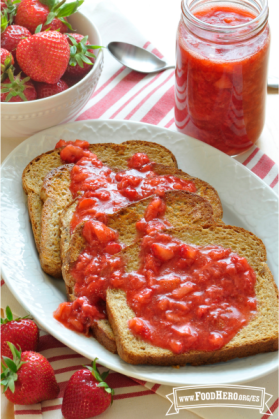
1, 0, 104, 137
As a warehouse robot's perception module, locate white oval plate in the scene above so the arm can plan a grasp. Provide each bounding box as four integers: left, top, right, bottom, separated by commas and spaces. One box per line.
1, 120, 278, 386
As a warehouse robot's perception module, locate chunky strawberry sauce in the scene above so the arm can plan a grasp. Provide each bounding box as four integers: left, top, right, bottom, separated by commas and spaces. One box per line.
53, 141, 257, 353
54, 141, 196, 333
123, 232, 257, 353
175, 5, 270, 155
56, 141, 196, 232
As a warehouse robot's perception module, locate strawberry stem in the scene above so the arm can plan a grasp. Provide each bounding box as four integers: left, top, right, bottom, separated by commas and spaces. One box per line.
1, 306, 32, 324
1, 72, 33, 102
85, 358, 114, 403
1, 342, 25, 393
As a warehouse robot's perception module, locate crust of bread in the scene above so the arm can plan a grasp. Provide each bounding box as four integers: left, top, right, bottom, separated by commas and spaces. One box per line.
106, 225, 278, 365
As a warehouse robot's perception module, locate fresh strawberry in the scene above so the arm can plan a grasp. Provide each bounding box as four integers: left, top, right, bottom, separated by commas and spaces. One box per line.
1, 25, 31, 59
1, 307, 39, 358
1, 342, 59, 404
64, 33, 101, 78
0, 48, 14, 81
0, 48, 13, 67
36, 78, 68, 98
16, 31, 70, 84
15, 0, 83, 34
61, 72, 79, 87
1, 0, 19, 32
1, 71, 37, 101
62, 358, 113, 419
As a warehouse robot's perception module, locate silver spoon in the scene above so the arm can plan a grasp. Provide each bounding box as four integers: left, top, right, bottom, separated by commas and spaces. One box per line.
107, 41, 174, 74
107, 41, 278, 91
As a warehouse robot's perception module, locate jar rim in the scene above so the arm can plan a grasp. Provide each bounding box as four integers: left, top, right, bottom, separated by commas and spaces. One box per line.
181, 0, 269, 34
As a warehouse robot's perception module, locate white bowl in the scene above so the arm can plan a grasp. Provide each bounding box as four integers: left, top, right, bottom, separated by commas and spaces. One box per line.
1, 12, 104, 137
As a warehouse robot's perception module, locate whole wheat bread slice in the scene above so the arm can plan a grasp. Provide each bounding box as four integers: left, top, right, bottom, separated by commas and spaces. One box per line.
22, 140, 178, 255
40, 161, 223, 277
62, 190, 216, 353
23, 141, 178, 276
106, 225, 278, 365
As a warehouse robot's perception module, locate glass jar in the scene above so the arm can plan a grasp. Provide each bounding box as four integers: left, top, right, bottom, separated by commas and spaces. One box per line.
175, 0, 270, 156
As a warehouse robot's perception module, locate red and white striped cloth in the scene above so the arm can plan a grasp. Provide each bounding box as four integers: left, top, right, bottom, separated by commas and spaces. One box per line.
1, 0, 278, 417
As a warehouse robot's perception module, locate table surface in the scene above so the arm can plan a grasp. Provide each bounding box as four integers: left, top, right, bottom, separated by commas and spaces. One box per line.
1, 0, 278, 418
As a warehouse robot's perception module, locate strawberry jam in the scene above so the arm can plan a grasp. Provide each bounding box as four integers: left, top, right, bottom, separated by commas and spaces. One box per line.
124, 232, 257, 354
175, 4, 270, 155
54, 141, 196, 334
57, 142, 196, 232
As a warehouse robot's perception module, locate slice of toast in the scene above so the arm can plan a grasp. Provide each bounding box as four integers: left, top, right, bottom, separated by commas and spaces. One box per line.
62, 190, 216, 353
40, 162, 223, 277
106, 225, 278, 365
22, 140, 178, 254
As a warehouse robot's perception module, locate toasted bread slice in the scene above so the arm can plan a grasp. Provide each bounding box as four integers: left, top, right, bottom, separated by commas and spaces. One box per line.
106, 225, 278, 365
41, 161, 223, 277
22, 140, 178, 254
24, 141, 178, 276
62, 190, 216, 353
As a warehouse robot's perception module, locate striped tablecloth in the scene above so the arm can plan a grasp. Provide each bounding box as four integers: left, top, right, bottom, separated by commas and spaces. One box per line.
1, 0, 278, 418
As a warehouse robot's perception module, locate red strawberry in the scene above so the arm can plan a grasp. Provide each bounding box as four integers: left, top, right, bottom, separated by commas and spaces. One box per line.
1, 72, 37, 101
0, 48, 14, 80
36, 79, 69, 98
62, 358, 114, 419
0, 48, 13, 66
1, 342, 59, 404
61, 72, 80, 87
1, 0, 19, 31
16, 31, 70, 84
15, 0, 83, 34
65, 33, 100, 78
1, 307, 39, 358
1, 25, 31, 60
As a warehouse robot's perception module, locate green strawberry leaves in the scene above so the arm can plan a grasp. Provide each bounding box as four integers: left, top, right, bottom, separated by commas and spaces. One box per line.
1, 306, 13, 323
39, 0, 84, 31
86, 358, 114, 402
1, 72, 31, 101
1, 0, 21, 32
1, 342, 25, 393
1, 306, 32, 324
67, 34, 102, 68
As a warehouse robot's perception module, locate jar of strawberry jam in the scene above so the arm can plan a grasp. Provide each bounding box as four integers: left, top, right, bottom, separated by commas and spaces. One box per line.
175, 0, 270, 155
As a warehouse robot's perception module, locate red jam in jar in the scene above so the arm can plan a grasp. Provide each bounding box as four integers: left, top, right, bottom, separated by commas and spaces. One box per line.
175, 0, 270, 155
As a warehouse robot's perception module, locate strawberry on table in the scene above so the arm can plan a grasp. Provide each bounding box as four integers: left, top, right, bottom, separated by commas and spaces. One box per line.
36, 78, 68, 98
15, 0, 84, 34
65, 33, 101, 78
1, 71, 37, 101
1, 342, 59, 404
1, 307, 39, 356
62, 358, 114, 419
16, 31, 70, 84
1, 25, 32, 59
